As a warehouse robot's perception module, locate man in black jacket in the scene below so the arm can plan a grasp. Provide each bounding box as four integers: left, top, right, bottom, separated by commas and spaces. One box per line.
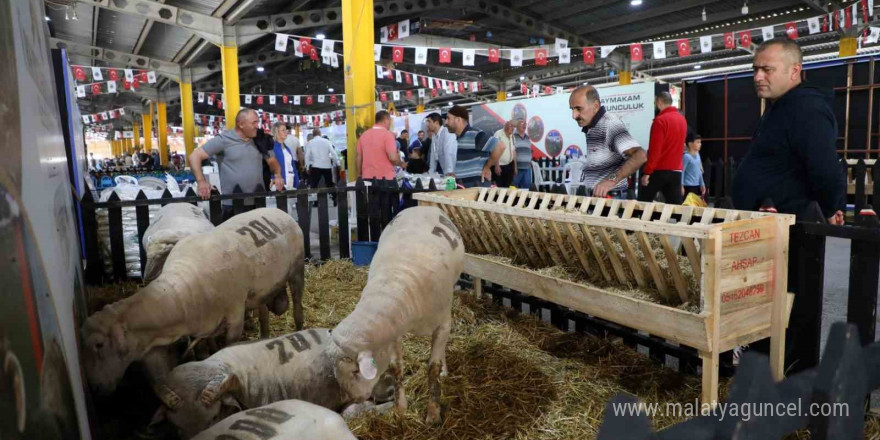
732, 38, 845, 224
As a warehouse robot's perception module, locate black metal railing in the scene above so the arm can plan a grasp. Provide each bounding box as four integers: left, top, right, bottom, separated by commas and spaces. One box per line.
79, 177, 437, 284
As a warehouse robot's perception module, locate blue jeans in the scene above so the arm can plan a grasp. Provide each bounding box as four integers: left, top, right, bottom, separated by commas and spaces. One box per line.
513, 167, 532, 189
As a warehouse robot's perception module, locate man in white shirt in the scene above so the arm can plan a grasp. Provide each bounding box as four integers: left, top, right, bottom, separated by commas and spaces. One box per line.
305, 128, 338, 189
492, 121, 515, 187
425, 113, 457, 176
284, 127, 304, 174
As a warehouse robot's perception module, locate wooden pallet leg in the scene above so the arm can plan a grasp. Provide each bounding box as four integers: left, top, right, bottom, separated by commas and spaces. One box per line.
700, 350, 720, 407
474, 277, 482, 299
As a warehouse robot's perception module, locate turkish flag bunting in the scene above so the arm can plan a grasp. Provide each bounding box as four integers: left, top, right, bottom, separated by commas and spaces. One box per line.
91, 83, 101, 95
387, 23, 398, 41
543, 86, 552, 94
282, 95, 289, 104
434, 78, 441, 89
131, 76, 140, 89
724, 32, 736, 49
108, 69, 118, 81
421, 76, 428, 87
833, 11, 840, 30
535, 48, 548, 65
738, 31, 751, 47
845, 7, 853, 28
122, 79, 131, 90
488, 48, 500, 63
785, 22, 799, 39
460, 82, 468, 93
430, 88, 438, 97
629, 44, 643, 62
306, 96, 314, 105
862, 0, 869, 22
74, 66, 86, 81
677, 39, 691, 56
521, 83, 528, 94
299, 38, 311, 54
392, 47, 404, 63
822, 14, 829, 32
438, 47, 452, 63
257, 96, 264, 105
583, 47, 596, 65
405, 73, 412, 85
309, 46, 319, 60
380, 92, 388, 102
330, 95, 337, 104
217, 99, 223, 109
406, 90, 413, 99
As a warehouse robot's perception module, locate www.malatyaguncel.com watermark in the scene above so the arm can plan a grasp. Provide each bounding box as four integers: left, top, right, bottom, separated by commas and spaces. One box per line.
611, 399, 850, 422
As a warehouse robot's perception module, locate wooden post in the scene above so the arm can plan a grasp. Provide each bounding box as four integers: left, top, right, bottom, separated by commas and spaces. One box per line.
701, 231, 722, 406
770, 216, 791, 382
337, 179, 351, 258
474, 276, 482, 299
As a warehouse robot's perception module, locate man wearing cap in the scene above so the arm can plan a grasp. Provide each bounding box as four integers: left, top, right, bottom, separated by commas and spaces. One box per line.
444, 105, 502, 187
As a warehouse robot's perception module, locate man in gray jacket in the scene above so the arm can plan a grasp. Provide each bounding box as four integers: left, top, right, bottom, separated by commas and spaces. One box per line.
190, 108, 284, 219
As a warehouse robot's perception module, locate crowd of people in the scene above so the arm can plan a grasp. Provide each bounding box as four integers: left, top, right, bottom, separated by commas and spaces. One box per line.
88, 148, 162, 172
184, 37, 844, 225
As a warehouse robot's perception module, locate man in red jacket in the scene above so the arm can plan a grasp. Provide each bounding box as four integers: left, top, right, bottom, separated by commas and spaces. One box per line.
639, 92, 688, 204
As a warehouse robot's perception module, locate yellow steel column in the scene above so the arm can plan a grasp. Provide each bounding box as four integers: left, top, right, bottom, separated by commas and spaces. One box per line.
157, 101, 169, 166
180, 69, 196, 160
221, 28, 241, 129
143, 103, 154, 153
112, 140, 120, 157
132, 121, 139, 150
619, 71, 632, 85
839, 37, 857, 57
496, 90, 507, 101
343, 0, 376, 181
124, 138, 131, 154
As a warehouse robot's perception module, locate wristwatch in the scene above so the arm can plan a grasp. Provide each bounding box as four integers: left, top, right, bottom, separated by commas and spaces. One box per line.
607, 173, 618, 183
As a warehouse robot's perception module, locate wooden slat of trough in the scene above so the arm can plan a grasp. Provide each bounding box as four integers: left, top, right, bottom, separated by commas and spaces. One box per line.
563, 195, 605, 281
584, 198, 631, 285
535, 194, 566, 266
464, 253, 710, 351
491, 189, 536, 265
516, 192, 552, 266
635, 203, 671, 300
612, 200, 649, 288
657, 204, 690, 303
446, 205, 484, 254
679, 206, 704, 293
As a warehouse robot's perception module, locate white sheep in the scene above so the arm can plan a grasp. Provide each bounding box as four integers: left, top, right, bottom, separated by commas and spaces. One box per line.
190, 400, 356, 440
141, 203, 215, 283
329, 205, 464, 424
81, 208, 305, 394
152, 328, 393, 439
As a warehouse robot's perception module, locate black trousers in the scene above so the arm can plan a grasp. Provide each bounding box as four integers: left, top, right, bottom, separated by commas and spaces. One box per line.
683, 185, 702, 198
638, 170, 683, 204
492, 162, 516, 188
308, 167, 334, 189
221, 204, 256, 222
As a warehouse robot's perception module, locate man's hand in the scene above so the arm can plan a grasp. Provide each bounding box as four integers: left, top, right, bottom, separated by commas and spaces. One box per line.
701, 186, 706, 196
494, 164, 502, 175
274, 176, 285, 192
196, 180, 211, 200
481, 167, 492, 181
828, 210, 844, 225
681, 186, 686, 196
640, 174, 650, 187
593, 179, 617, 198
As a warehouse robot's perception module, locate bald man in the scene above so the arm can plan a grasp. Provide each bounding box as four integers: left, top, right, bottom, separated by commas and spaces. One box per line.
732, 38, 844, 224
569, 85, 646, 198
190, 108, 283, 219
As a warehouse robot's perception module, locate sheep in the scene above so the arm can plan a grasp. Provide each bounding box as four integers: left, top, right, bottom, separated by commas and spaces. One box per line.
329, 205, 464, 424
190, 400, 356, 440
152, 328, 393, 439
80, 208, 305, 395
141, 203, 215, 283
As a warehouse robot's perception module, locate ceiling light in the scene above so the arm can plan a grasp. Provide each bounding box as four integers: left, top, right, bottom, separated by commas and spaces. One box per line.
316, 33, 326, 40
71, 5, 78, 20
64, 7, 69, 20
44, 15, 51, 21
741, 0, 748, 15
328, 88, 334, 92
520, 76, 525, 80
694, 65, 702, 70
702, 7, 707, 21
630, 0, 642, 5
256, 66, 265, 72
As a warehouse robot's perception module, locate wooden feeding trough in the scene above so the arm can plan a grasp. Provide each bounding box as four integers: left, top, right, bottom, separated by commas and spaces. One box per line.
414, 188, 796, 404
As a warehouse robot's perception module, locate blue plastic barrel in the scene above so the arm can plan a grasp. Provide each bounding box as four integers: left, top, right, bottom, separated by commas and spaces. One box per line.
351, 241, 379, 266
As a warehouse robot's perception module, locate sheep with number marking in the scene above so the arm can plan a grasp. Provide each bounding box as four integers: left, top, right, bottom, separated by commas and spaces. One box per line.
80, 208, 305, 394
190, 399, 356, 440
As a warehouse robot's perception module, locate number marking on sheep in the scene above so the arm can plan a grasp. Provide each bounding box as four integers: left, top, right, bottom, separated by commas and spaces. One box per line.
432, 226, 459, 250
245, 407, 293, 424
264, 330, 321, 365
236, 219, 282, 247
227, 419, 277, 439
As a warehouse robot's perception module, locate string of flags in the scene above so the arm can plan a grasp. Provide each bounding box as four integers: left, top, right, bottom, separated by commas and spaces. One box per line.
273, 1, 875, 69
81, 107, 126, 125
73, 65, 158, 98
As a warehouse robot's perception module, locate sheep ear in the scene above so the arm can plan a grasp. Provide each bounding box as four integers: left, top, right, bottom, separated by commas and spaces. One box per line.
200, 373, 241, 407
153, 383, 182, 410
357, 351, 377, 380
110, 323, 128, 356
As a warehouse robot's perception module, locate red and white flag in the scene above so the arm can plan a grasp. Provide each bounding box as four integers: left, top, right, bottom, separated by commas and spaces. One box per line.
785, 22, 799, 39
583, 47, 596, 65
630, 44, 643, 62
73, 66, 86, 81
738, 31, 752, 48
91, 83, 101, 95
438, 47, 452, 63
535, 48, 548, 66
108, 69, 118, 81
392, 46, 404, 63
387, 23, 398, 41
488, 47, 500, 63
677, 39, 691, 57
299, 38, 312, 54
724, 32, 735, 49
306, 96, 314, 105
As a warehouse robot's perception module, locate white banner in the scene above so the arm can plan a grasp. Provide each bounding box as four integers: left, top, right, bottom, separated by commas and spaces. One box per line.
91, 67, 103, 80
471, 82, 655, 159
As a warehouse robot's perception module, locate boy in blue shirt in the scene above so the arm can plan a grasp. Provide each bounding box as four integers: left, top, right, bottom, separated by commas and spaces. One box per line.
681, 131, 705, 198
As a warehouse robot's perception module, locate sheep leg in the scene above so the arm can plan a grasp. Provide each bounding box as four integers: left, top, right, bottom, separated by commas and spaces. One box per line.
258, 305, 270, 338
225, 318, 245, 345
289, 269, 305, 330
426, 317, 451, 425
390, 338, 407, 412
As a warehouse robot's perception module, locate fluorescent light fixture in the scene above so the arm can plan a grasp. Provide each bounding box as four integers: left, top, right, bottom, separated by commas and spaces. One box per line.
328, 88, 334, 92
694, 65, 702, 70
316, 33, 326, 40
630, 0, 642, 5
256, 66, 265, 72
45, 15, 51, 21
